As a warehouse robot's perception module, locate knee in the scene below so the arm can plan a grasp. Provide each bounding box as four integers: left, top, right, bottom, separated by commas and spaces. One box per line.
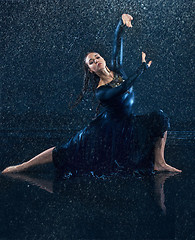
152, 109, 166, 118
152, 110, 170, 128
149, 110, 170, 138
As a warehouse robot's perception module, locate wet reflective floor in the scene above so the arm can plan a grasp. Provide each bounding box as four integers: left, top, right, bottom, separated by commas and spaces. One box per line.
0, 131, 194, 240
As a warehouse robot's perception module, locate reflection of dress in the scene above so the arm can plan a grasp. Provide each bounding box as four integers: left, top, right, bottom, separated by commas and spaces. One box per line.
52, 19, 169, 176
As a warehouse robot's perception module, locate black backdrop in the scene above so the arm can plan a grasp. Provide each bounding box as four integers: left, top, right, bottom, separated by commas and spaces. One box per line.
1, 0, 194, 131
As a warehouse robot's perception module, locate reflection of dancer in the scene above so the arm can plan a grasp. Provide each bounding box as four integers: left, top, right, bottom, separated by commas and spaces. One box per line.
154, 172, 180, 215
1, 172, 180, 215
2, 14, 181, 175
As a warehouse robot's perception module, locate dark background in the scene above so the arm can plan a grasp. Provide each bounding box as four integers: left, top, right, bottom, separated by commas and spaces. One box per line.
1, 0, 194, 131
0, 2, 194, 239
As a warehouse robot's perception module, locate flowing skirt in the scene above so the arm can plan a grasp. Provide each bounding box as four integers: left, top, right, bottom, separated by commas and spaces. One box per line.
52, 110, 170, 176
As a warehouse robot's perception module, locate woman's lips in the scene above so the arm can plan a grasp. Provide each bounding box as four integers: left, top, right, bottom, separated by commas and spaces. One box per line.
97, 63, 102, 66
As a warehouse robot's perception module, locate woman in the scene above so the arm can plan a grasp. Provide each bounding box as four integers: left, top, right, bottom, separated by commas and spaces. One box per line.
2, 14, 181, 175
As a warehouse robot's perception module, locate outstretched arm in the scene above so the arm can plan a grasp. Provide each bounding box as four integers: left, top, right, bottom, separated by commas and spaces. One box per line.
96, 61, 149, 101
96, 51, 152, 102
111, 14, 133, 72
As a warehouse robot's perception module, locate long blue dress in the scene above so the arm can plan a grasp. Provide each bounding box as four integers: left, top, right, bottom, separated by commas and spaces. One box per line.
52, 18, 170, 176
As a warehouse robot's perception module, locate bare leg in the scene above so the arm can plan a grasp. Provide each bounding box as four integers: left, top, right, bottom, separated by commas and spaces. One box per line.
2, 147, 55, 174
154, 131, 182, 172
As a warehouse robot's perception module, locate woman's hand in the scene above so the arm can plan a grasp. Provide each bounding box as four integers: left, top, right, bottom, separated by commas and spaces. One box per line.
142, 51, 152, 67
122, 14, 133, 28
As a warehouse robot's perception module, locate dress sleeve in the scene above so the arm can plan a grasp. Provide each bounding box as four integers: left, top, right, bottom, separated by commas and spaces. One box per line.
95, 62, 148, 102
111, 18, 125, 72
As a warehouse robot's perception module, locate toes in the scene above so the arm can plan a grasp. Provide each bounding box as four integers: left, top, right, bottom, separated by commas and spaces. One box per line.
2, 168, 9, 174
154, 163, 182, 173
2, 166, 17, 174
166, 164, 182, 173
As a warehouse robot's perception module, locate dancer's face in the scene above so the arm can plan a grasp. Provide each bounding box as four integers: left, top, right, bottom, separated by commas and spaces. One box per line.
85, 52, 106, 74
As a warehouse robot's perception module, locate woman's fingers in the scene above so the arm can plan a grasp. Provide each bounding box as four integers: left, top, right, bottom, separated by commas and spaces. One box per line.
141, 52, 152, 67
142, 51, 146, 58
123, 19, 132, 27
122, 14, 133, 28
147, 60, 152, 67
127, 21, 133, 28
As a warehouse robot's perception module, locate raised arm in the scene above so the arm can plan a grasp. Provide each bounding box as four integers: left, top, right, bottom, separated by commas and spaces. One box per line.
96, 15, 152, 102
111, 14, 133, 72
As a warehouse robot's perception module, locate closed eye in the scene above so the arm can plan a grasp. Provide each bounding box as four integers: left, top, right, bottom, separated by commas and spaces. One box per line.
89, 55, 100, 65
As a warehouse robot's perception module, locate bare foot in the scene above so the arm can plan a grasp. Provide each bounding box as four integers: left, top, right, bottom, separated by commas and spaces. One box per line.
154, 162, 182, 173
2, 164, 25, 174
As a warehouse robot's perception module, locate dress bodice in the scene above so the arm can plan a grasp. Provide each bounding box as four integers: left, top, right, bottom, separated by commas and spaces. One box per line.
96, 73, 134, 118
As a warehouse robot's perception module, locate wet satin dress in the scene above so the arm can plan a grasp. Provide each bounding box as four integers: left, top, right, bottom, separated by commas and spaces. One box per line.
52, 19, 170, 176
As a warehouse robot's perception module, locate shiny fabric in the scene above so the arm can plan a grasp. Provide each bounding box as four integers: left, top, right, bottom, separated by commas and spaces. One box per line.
52, 18, 170, 176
